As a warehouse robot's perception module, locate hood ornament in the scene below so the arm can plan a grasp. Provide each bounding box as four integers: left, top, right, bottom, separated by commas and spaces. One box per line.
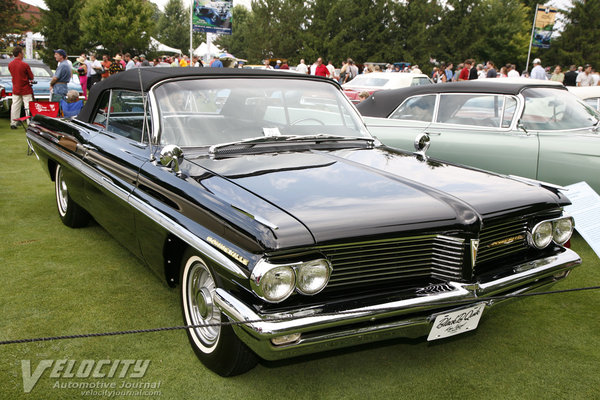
470, 239, 479, 269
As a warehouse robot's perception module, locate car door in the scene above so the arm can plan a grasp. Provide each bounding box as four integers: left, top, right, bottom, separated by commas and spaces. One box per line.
82, 89, 151, 257
424, 93, 540, 179
520, 87, 600, 190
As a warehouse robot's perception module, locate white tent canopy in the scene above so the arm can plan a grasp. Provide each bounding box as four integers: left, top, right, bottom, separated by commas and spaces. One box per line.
150, 37, 182, 54
193, 42, 223, 57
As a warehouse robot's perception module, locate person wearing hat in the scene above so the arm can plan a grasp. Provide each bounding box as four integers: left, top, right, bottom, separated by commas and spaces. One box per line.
576, 64, 594, 86
140, 54, 150, 67
530, 58, 547, 80
109, 54, 124, 75
50, 49, 72, 102
75, 55, 88, 99
274, 60, 281, 69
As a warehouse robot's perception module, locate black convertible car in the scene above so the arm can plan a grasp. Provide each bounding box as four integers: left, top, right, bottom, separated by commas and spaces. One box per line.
26, 69, 580, 376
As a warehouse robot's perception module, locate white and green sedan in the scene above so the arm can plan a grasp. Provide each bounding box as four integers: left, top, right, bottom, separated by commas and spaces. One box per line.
359, 79, 600, 192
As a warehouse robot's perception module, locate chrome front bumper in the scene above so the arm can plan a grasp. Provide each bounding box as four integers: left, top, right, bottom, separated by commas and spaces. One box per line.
215, 248, 581, 360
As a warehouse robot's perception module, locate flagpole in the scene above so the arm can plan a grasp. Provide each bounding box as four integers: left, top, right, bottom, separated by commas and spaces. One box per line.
525, 4, 539, 74
189, 0, 194, 63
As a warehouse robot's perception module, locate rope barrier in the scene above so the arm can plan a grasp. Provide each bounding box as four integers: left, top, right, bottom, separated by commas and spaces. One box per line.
1, 285, 598, 346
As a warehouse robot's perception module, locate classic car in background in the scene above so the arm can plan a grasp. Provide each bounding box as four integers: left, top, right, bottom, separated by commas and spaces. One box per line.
568, 85, 600, 111
26, 69, 580, 376
359, 80, 600, 193
0, 58, 83, 114
343, 71, 432, 103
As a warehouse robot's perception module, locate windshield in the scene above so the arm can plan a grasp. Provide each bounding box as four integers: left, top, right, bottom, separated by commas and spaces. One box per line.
521, 88, 599, 130
154, 78, 370, 146
345, 74, 392, 88
0, 64, 52, 77
31, 66, 52, 77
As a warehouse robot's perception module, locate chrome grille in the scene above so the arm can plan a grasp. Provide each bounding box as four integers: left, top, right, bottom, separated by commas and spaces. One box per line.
477, 219, 529, 265
319, 235, 465, 289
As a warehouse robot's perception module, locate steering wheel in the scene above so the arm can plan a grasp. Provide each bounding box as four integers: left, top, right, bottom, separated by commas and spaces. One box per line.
291, 118, 325, 126
552, 111, 565, 122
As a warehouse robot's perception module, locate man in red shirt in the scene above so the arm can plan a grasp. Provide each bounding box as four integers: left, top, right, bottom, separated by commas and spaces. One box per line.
458, 59, 473, 81
314, 58, 329, 77
8, 46, 34, 129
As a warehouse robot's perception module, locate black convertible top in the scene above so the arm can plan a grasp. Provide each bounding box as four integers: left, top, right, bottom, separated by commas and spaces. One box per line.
78, 68, 335, 122
357, 79, 567, 118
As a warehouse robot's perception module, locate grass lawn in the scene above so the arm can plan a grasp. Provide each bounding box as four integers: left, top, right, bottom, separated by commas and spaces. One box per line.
1, 117, 599, 399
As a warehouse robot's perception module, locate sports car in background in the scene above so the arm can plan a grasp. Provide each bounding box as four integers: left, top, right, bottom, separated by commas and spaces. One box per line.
343, 71, 432, 103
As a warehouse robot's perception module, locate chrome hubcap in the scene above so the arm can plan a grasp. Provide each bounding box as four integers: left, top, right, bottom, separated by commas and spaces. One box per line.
56, 167, 68, 215
186, 262, 220, 346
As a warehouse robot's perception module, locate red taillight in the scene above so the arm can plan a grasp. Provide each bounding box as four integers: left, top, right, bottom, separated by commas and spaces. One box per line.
563, 239, 571, 248
0, 88, 5, 98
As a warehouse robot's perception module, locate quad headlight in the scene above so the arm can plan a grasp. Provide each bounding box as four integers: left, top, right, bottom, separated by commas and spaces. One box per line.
250, 258, 332, 302
552, 216, 574, 245
529, 216, 574, 249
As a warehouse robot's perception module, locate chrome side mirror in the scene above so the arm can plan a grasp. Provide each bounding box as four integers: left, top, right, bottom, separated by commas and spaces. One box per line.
160, 144, 184, 173
517, 120, 528, 134
414, 133, 431, 156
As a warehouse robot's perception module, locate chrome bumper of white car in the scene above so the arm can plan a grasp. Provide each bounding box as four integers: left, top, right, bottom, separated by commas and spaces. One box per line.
215, 248, 581, 360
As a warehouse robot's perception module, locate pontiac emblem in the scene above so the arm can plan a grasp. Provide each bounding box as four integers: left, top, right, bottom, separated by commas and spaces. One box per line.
470, 239, 479, 269
488, 235, 525, 248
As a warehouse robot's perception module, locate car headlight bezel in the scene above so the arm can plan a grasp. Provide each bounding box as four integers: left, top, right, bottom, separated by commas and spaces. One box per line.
250, 258, 332, 303
528, 216, 574, 249
295, 259, 332, 295
552, 216, 574, 245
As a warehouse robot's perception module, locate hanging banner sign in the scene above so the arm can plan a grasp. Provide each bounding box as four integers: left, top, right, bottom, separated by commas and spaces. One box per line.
532, 5, 557, 49
192, 0, 232, 35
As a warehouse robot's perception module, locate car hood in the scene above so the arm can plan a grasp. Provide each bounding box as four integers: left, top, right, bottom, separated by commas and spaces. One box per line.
185, 146, 567, 249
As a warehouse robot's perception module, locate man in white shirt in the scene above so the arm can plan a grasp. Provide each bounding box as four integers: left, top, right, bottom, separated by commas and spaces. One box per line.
507, 64, 520, 78
296, 59, 308, 74
326, 60, 335, 79
530, 58, 547, 80
87, 53, 103, 88
576, 64, 594, 86
124, 53, 136, 70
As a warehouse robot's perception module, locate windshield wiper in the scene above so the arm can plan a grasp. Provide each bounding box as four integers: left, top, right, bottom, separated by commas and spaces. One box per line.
209, 134, 374, 154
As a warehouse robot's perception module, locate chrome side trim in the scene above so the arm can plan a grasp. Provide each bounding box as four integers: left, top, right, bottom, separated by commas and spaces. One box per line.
27, 132, 249, 279
215, 248, 580, 359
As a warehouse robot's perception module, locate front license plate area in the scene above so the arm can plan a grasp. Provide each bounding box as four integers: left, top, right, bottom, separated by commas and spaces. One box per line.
427, 303, 485, 341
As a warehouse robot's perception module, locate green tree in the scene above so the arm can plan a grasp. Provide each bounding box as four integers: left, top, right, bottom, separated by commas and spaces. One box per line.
546, 0, 600, 68
157, 0, 190, 52
0, 0, 27, 40
392, 0, 443, 68
38, 0, 85, 67
469, 0, 530, 68
79, 0, 154, 56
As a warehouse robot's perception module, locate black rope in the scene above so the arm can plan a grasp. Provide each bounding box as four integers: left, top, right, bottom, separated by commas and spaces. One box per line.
1, 285, 598, 346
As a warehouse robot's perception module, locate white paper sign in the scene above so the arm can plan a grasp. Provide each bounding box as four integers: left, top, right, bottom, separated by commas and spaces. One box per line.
560, 182, 600, 258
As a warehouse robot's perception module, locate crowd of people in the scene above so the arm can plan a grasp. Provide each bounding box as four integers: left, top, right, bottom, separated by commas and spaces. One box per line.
6, 45, 600, 129
427, 57, 600, 86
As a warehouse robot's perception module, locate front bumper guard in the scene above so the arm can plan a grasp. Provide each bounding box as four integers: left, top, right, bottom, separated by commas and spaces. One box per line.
215, 248, 581, 360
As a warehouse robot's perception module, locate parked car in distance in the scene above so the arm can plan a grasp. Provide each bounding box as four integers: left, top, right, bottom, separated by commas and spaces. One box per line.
567, 85, 600, 111
26, 69, 580, 376
0, 58, 83, 114
343, 71, 432, 103
359, 79, 600, 193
